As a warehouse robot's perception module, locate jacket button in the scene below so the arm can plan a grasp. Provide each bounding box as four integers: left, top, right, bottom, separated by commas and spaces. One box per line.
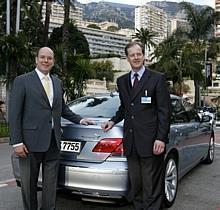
131, 116, 134, 119
131, 103, 134, 106
129, 129, 133, 133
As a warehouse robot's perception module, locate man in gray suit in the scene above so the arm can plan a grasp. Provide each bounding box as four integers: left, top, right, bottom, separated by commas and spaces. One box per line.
9, 47, 94, 210
102, 42, 171, 210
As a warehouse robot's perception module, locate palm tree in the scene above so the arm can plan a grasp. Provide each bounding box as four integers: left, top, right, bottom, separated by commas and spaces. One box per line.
152, 27, 205, 97
21, 0, 44, 47
180, 2, 215, 44
44, 0, 55, 45
0, 33, 34, 83
152, 32, 185, 93
132, 28, 157, 62
180, 2, 215, 108
62, 0, 74, 79
207, 37, 220, 60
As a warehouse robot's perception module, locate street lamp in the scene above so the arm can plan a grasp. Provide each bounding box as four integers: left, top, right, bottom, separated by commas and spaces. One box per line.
16, 0, 21, 33
5, 0, 10, 122
5, 0, 21, 122
6, 0, 10, 35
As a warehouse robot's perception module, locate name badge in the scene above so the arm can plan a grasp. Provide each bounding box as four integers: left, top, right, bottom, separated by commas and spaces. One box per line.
141, 96, 151, 104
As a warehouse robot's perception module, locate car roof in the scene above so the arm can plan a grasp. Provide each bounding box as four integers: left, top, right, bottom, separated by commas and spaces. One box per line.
85, 92, 181, 100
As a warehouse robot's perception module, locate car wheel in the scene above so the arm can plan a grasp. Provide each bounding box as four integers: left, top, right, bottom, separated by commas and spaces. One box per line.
163, 154, 178, 208
203, 135, 215, 164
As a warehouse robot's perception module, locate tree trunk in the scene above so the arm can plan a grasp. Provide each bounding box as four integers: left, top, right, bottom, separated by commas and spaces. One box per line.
44, 0, 52, 46
62, 0, 70, 80
194, 79, 201, 110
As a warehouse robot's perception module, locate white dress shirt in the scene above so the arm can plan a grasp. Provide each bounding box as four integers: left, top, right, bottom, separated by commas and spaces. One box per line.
35, 68, 54, 107
130, 66, 145, 86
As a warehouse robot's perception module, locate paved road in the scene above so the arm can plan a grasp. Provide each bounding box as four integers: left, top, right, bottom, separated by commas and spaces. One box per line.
215, 127, 220, 144
0, 128, 220, 210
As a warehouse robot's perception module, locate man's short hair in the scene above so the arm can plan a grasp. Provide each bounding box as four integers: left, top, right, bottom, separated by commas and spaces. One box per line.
125, 41, 145, 56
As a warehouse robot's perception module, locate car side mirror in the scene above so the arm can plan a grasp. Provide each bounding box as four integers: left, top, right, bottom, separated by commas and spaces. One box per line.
201, 115, 211, 123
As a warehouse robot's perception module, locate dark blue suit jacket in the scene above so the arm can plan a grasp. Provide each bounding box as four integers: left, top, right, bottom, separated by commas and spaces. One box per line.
111, 68, 171, 157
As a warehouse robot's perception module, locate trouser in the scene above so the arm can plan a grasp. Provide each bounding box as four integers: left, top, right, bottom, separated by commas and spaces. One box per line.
19, 132, 60, 210
127, 146, 164, 210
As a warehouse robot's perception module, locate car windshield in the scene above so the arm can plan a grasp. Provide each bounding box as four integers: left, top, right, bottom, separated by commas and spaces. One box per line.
68, 94, 120, 118
68, 94, 184, 119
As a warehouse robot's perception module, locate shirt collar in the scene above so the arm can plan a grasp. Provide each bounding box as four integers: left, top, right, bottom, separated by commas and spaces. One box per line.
35, 68, 50, 81
131, 66, 145, 79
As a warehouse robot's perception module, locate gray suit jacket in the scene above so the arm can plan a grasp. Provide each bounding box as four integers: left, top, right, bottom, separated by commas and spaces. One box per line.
9, 70, 82, 152
111, 68, 171, 157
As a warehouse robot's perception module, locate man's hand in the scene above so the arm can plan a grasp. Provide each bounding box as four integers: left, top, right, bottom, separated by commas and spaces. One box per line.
80, 118, 96, 126
101, 121, 115, 132
14, 144, 29, 158
153, 140, 165, 155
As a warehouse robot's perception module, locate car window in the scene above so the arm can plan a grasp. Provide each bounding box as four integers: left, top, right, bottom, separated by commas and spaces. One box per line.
171, 99, 189, 123
187, 109, 200, 122
68, 95, 120, 118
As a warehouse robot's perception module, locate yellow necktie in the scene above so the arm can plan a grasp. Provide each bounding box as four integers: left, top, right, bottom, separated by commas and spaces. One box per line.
43, 76, 50, 98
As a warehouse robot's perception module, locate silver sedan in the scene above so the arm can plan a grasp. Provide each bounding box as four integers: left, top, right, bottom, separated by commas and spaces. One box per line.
11, 93, 215, 208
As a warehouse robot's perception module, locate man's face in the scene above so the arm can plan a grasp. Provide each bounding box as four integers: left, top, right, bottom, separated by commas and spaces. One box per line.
35, 47, 54, 75
126, 44, 145, 71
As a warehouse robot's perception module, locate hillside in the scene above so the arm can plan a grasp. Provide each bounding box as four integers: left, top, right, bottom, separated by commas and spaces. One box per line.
73, 1, 206, 29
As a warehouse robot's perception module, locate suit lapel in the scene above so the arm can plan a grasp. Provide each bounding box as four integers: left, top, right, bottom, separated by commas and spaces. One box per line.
131, 68, 150, 101
30, 70, 51, 107
51, 76, 58, 107
120, 72, 132, 99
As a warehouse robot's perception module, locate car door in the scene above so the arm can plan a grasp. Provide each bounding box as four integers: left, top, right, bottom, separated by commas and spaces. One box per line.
190, 110, 212, 157
169, 99, 189, 172
183, 109, 203, 164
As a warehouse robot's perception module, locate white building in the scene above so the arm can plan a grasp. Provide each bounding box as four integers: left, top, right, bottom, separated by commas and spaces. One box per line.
42, 2, 84, 30
215, 0, 220, 38
78, 26, 131, 57
42, 2, 131, 57
168, 18, 190, 37
135, 4, 168, 44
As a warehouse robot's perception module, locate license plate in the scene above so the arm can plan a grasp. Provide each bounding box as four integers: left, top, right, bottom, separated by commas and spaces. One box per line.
61, 141, 81, 153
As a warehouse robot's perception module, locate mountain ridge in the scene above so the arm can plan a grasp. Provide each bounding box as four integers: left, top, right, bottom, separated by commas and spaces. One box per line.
73, 1, 207, 29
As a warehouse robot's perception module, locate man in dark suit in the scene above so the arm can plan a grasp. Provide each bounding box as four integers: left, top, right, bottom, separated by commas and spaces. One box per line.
9, 47, 94, 210
101, 41, 171, 210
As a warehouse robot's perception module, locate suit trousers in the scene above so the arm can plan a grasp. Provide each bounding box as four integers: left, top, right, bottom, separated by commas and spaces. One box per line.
19, 131, 60, 210
127, 145, 164, 210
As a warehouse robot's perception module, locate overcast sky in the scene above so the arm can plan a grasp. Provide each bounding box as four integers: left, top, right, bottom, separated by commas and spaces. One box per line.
77, 0, 215, 8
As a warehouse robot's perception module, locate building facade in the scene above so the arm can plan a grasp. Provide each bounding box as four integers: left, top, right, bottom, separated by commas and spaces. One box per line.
167, 18, 190, 37
41, 2, 84, 30
78, 27, 130, 57
215, 0, 220, 38
135, 4, 168, 44
42, 2, 131, 57
211, 0, 220, 91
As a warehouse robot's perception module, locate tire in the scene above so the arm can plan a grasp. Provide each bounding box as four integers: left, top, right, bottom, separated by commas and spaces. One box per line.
163, 154, 178, 208
203, 135, 215, 164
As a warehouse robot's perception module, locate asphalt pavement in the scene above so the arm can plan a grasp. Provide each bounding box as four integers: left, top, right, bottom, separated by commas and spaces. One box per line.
215, 127, 220, 145
0, 127, 220, 210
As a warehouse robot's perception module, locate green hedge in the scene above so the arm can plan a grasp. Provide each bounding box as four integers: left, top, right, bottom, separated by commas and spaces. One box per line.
0, 122, 9, 138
